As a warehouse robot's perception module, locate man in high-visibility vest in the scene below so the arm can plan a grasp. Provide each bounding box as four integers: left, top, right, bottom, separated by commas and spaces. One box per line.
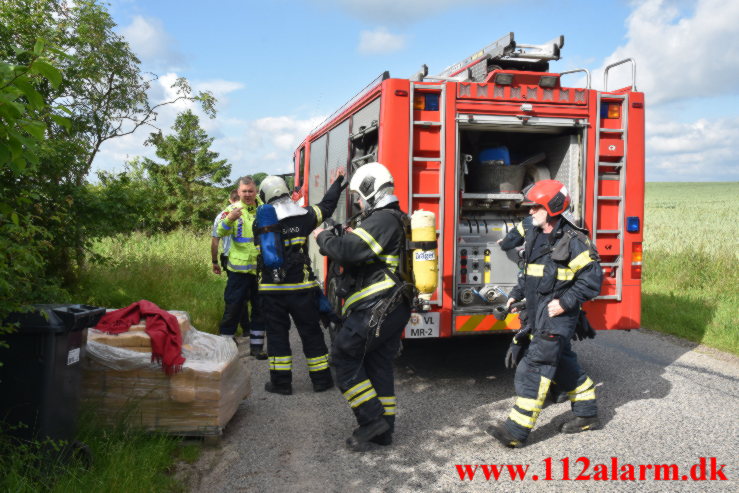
216, 176, 266, 359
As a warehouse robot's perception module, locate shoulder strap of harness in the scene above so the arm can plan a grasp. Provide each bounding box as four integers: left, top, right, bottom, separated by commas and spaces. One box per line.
374, 208, 419, 302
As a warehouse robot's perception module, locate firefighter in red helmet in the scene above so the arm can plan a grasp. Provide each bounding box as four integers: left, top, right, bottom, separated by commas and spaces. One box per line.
487, 179, 603, 448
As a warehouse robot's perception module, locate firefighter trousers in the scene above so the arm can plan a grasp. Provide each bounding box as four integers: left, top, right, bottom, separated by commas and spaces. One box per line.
262, 291, 332, 387
331, 301, 411, 428
504, 332, 597, 441
220, 271, 265, 349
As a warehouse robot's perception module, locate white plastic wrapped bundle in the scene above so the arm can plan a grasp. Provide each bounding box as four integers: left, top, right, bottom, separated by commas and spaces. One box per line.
82, 310, 250, 436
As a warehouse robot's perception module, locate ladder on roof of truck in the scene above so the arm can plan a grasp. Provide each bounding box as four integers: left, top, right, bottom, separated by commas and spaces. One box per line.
408, 81, 446, 306
431, 32, 565, 82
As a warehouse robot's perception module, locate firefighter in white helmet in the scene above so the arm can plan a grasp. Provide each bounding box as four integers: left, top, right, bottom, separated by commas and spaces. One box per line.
313, 162, 412, 452
487, 179, 603, 448
255, 170, 345, 395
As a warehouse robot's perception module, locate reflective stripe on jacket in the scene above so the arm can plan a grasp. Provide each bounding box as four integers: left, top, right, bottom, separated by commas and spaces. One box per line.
217, 202, 259, 274
316, 203, 406, 315
499, 215, 533, 252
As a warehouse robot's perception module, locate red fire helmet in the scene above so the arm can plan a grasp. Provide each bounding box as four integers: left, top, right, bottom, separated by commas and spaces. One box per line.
525, 179, 570, 216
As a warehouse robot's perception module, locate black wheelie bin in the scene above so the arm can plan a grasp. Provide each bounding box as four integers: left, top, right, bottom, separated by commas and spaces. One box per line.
0, 304, 105, 455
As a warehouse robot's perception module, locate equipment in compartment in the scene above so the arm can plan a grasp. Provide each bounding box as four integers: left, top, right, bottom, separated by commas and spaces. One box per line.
456, 218, 522, 309
459, 129, 583, 224
465, 149, 548, 194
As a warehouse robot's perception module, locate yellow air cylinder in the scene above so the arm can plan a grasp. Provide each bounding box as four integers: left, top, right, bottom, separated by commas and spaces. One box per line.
411, 210, 438, 301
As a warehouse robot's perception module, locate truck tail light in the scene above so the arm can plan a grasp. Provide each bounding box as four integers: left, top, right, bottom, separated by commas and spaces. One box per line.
600, 102, 621, 119
414, 93, 439, 110
627, 216, 640, 232
631, 242, 642, 279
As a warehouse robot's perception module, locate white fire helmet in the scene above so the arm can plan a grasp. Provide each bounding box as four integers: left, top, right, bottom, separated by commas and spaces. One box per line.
349, 162, 394, 207
259, 176, 290, 204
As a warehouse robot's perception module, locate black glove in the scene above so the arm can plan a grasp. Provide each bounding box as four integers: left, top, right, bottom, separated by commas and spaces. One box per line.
504, 326, 531, 369
573, 310, 597, 341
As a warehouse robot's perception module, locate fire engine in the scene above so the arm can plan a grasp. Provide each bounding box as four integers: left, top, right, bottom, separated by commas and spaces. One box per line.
293, 33, 644, 339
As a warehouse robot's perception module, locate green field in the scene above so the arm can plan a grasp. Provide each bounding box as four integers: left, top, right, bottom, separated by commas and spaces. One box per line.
642, 182, 738, 354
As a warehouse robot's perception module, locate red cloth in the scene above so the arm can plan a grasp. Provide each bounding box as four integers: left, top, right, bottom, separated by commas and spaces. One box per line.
95, 300, 186, 375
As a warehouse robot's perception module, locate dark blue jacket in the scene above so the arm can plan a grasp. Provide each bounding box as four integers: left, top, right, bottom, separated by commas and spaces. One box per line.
509, 218, 602, 337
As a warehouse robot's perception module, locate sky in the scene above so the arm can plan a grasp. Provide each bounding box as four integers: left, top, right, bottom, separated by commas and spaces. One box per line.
96, 0, 739, 182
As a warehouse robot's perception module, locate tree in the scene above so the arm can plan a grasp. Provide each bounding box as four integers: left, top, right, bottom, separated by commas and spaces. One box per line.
0, 0, 216, 284
88, 158, 160, 236
252, 172, 267, 187
142, 110, 231, 231
0, 41, 69, 348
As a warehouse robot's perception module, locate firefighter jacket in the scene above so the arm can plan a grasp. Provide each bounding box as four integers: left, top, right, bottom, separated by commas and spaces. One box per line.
254, 176, 344, 293
509, 218, 602, 337
217, 201, 259, 274
499, 216, 533, 252
316, 201, 406, 316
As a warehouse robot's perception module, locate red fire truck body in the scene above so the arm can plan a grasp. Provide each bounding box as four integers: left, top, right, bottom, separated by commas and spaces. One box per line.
293, 34, 644, 339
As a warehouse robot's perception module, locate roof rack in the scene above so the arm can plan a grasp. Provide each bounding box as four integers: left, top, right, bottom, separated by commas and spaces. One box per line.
426, 32, 565, 83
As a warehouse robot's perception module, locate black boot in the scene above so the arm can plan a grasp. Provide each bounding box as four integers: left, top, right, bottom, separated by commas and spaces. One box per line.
370, 416, 393, 446
250, 347, 268, 360
345, 418, 390, 452
370, 430, 392, 446
312, 379, 334, 392
264, 381, 292, 395
486, 422, 526, 448
560, 416, 600, 434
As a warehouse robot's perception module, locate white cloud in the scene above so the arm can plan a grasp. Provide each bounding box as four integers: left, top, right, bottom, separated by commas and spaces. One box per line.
248, 116, 325, 153
195, 80, 245, 103
91, 72, 247, 177
645, 114, 739, 181
358, 27, 406, 55
220, 114, 324, 176
592, 0, 739, 181
595, 0, 739, 104
119, 15, 184, 71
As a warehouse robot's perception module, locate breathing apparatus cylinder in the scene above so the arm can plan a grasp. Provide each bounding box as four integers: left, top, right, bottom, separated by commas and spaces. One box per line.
255, 204, 283, 269
410, 210, 438, 303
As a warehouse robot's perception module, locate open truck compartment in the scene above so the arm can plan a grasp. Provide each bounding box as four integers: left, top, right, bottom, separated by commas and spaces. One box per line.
453, 124, 585, 313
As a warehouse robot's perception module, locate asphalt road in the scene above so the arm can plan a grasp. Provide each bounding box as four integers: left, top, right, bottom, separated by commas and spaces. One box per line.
185, 327, 738, 493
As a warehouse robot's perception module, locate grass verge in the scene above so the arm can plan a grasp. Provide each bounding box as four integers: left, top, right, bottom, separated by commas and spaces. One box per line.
0, 408, 199, 493
642, 248, 738, 354
5, 229, 221, 493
